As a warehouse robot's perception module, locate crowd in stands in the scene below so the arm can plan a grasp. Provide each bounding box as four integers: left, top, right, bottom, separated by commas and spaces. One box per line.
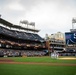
59, 52, 76, 56
0, 18, 46, 57
0, 49, 46, 57
0, 26, 43, 41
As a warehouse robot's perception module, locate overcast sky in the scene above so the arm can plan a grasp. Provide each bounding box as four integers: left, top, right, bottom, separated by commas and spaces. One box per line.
0, 0, 76, 37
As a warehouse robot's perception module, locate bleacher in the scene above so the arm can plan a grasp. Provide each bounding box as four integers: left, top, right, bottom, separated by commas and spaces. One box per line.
0, 17, 46, 51
0, 26, 43, 41
0, 48, 47, 57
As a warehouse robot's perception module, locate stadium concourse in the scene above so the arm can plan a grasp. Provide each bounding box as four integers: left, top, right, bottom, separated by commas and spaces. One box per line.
0, 17, 48, 57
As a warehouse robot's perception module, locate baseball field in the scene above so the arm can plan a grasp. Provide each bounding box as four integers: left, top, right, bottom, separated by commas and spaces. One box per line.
0, 56, 76, 75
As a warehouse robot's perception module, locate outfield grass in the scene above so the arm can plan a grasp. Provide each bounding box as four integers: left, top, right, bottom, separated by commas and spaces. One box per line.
0, 56, 76, 75
0, 64, 76, 75
1, 56, 76, 63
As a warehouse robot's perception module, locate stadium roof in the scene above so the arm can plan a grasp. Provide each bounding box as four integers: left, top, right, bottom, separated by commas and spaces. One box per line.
0, 18, 39, 32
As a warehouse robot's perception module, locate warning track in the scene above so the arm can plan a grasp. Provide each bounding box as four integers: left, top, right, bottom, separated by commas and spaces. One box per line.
0, 61, 76, 66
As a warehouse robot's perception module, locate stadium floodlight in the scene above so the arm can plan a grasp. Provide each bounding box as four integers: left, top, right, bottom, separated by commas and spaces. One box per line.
72, 18, 76, 23
20, 20, 29, 25
72, 18, 76, 29
29, 22, 35, 26
0, 14, 1, 18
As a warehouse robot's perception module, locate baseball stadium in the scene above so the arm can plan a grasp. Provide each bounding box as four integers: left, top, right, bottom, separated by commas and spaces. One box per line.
0, 17, 76, 75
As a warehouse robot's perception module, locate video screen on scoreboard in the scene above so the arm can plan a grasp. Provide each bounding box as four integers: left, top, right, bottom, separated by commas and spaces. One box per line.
65, 32, 76, 44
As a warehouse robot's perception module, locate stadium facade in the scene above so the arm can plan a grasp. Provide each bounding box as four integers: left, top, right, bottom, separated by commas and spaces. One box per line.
46, 32, 65, 52
0, 17, 47, 57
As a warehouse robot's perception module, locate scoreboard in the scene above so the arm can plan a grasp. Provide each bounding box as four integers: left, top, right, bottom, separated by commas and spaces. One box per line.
65, 32, 76, 44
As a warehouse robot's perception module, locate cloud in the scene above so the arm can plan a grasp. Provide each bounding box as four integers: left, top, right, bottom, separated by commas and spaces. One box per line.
5, 0, 25, 11
0, 0, 76, 37
21, 0, 76, 37
7, 3, 24, 11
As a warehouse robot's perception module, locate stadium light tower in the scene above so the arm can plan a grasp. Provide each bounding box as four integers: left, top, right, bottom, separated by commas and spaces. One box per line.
20, 20, 28, 25
72, 18, 76, 29
20, 20, 29, 28
19, 20, 36, 33
29, 22, 35, 29
0, 14, 1, 18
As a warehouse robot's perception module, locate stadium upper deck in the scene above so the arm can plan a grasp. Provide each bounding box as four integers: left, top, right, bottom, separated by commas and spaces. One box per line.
0, 26, 43, 41
0, 17, 45, 50
0, 18, 39, 32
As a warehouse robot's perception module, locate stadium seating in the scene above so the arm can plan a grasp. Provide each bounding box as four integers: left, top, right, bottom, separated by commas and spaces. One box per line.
0, 26, 44, 42
0, 48, 46, 57
0, 18, 46, 57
